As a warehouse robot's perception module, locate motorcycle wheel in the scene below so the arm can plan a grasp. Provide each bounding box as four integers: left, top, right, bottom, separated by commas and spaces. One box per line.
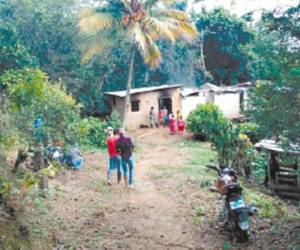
238, 228, 249, 242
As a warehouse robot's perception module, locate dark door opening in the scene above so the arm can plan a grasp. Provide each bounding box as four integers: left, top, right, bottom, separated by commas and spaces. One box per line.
158, 98, 172, 114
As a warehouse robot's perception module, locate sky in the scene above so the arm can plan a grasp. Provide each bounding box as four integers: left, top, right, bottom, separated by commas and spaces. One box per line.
188, 0, 299, 17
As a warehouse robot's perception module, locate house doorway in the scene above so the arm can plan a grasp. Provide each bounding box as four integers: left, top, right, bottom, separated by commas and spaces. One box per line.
158, 98, 172, 114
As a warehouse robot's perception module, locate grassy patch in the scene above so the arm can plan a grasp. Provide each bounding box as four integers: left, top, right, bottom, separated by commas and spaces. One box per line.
179, 140, 300, 221
178, 141, 218, 188
243, 186, 300, 219
87, 179, 111, 194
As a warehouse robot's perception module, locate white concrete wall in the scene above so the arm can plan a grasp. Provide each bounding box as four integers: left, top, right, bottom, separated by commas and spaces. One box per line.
214, 92, 240, 118
181, 92, 209, 119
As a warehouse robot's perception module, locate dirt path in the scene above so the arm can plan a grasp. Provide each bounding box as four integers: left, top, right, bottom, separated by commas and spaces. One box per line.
45, 129, 214, 249
25, 128, 300, 250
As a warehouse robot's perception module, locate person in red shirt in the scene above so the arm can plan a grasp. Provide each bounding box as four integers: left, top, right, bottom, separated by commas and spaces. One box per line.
106, 127, 121, 185
169, 114, 176, 135
177, 116, 186, 134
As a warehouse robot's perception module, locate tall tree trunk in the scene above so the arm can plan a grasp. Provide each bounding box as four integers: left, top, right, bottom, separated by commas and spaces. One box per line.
200, 31, 207, 83
144, 69, 150, 85
123, 47, 136, 129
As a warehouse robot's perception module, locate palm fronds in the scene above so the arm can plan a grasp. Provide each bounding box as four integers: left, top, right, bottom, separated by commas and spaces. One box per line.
81, 35, 111, 63
78, 0, 198, 66
142, 17, 176, 42
78, 11, 116, 33
157, 9, 190, 22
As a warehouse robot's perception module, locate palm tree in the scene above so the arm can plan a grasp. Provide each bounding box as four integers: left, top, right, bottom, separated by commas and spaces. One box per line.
78, 0, 198, 128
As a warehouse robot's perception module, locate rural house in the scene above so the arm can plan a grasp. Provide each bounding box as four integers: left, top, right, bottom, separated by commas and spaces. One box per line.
105, 84, 182, 130
181, 82, 253, 119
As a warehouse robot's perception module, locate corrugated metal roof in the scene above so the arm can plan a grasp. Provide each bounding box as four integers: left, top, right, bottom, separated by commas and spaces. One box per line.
255, 139, 300, 154
199, 83, 221, 91
104, 84, 183, 97
181, 88, 200, 97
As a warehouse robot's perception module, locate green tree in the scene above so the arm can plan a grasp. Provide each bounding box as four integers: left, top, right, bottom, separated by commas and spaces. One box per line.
78, 0, 197, 127
195, 8, 254, 85
0, 68, 82, 146
0, 1, 37, 73
247, 4, 300, 142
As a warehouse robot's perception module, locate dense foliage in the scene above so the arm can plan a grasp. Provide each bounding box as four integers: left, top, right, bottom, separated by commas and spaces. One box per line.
187, 104, 238, 165
187, 103, 260, 177
247, 4, 300, 142
195, 9, 254, 85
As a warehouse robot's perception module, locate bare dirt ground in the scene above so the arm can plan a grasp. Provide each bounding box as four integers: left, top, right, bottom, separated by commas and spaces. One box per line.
32, 128, 299, 250
45, 128, 221, 250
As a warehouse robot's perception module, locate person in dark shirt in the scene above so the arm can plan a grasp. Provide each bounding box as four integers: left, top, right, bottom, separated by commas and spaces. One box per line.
117, 128, 135, 188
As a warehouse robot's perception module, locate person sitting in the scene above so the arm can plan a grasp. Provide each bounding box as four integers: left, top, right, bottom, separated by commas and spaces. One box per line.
69, 146, 84, 170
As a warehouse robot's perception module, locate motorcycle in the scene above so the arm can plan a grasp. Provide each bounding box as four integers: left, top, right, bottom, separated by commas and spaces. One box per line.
214, 166, 258, 242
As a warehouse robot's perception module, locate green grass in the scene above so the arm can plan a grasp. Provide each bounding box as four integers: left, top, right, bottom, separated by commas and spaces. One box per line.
179, 140, 300, 220
178, 140, 218, 188
87, 178, 111, 194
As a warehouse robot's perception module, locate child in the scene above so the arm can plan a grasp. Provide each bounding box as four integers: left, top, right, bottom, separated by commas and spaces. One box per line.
169, 114, 176, 135
177, 116, 185, 134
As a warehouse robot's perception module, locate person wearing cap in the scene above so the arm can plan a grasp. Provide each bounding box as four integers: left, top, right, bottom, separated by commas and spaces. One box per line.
117, 128, 135, 188
106, 127, 121, 185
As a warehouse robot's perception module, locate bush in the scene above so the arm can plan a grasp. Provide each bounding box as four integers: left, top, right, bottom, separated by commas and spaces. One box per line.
187, 104, 238, 165
67, 117, 107, 148
0, 69, 82, 146
67, 111, 122, 149
237, 122, 259, 143
106, 110, 122, 129
187, 103, 223, 139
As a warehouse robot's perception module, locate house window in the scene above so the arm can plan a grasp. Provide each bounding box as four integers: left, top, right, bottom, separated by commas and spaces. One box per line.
112, 96, 116, 106
131, 100, 140, 112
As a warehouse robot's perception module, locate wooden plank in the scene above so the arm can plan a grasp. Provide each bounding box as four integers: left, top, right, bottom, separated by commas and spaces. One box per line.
267, 152, 273, 185
272, 184, 300, 192
277, 178, 297, 185
276, 191, 300, 200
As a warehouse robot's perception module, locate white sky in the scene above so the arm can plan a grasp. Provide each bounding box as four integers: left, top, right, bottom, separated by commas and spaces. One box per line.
188, 0, 299, 17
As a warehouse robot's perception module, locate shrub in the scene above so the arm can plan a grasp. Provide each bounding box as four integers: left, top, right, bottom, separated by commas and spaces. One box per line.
67, 117, 107, 148
237, 122, 259, 143
67, 111, 122, 149
187, 103, 223, 139
106, 110, 122, 129
1, 68, 82, 146
187, 104, 238, 165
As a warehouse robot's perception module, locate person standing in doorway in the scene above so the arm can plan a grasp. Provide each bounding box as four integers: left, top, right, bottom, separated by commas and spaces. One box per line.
149, 106, 158, 128
117, 128, 135, 188
106, 127, 121, 185
163, 106, 169, 128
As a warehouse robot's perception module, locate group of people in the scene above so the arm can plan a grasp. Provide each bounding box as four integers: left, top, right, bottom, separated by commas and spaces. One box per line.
106, 127, 135, 188
150, 106, 186, 135
106, 107, 185, 187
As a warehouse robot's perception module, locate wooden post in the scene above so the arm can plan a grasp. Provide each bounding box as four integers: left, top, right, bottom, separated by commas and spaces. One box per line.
33, 144, 48, 190
266, 151, 273, 187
